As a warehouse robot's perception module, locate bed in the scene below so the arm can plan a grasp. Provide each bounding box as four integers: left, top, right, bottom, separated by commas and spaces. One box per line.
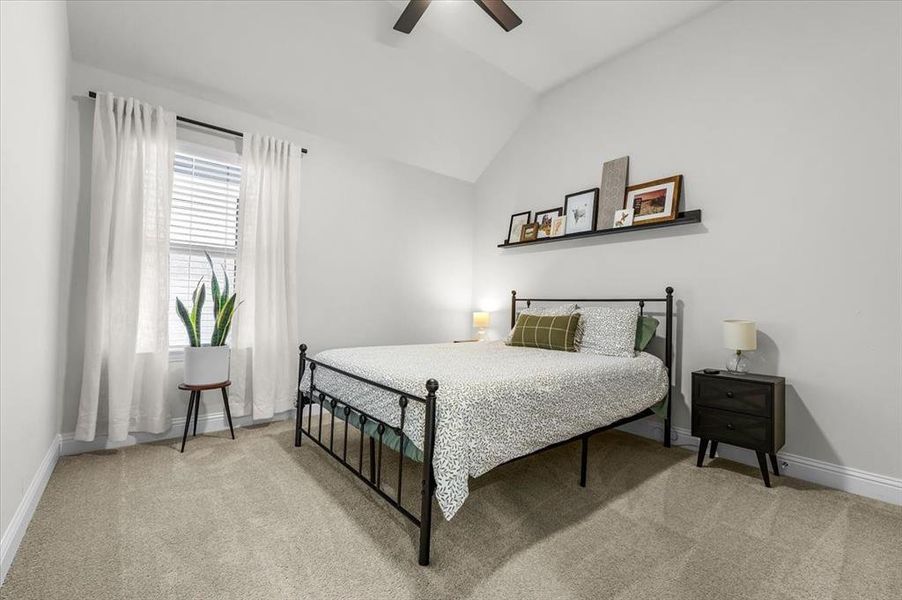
294, 288, 675, 565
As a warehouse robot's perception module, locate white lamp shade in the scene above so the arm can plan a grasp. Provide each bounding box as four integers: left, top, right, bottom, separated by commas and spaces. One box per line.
472, 311, 491, 328
723, 320, 757, 351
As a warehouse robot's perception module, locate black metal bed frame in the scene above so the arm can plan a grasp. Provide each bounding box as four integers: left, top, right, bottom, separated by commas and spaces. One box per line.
294, 286, 674, 566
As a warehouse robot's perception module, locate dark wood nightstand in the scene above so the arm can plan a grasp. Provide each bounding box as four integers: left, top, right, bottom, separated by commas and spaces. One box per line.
692, 370, 785, 487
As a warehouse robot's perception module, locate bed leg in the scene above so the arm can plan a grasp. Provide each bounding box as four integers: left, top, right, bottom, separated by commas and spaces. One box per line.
294, 394, 304, 447
295, 344, 307, 447
579, 435, 589, 487
664, 287, 674, 449
418, 379, 439, 566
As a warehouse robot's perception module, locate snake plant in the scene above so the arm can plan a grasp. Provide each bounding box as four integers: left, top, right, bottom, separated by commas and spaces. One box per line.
175, 252, 239, 347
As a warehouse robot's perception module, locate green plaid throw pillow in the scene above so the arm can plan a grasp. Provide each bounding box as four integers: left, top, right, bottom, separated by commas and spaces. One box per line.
508, 313, 580, 352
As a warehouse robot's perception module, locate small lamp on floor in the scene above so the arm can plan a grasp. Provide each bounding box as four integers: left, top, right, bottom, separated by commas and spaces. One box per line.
472, 311, 491, 341
723, 319, 756, 373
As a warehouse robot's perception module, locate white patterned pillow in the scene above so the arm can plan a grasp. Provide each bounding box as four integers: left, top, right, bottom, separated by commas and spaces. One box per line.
505, 304, 578, 344
575, 306, 639, 357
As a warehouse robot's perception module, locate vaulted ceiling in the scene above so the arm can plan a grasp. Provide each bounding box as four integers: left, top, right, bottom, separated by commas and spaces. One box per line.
67, 1, 719, 182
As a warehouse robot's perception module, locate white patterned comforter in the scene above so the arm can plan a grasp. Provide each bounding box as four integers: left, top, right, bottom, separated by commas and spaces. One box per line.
300, 341, 668, 520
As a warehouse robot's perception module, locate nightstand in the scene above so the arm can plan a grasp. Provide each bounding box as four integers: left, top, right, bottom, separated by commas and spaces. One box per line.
691, 370, 785, 487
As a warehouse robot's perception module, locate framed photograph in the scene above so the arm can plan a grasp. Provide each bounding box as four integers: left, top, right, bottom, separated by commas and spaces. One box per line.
563, 188, 599, 235
613, 208, 634, 228
507, 211, 531, 243
520, 222, 539, 242
550, 215, 566, 237
624, 175, 682, 225
534, 207, 562, 238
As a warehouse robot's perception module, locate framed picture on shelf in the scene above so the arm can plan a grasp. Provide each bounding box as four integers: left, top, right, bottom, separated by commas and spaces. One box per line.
550, 215, 566, 237
521, 222, 539, 242
534, 208, 562, 238
563, 188, 598, 235
507, 211, 531, 243
624, 175, 682, 225
613, 208, 634, 228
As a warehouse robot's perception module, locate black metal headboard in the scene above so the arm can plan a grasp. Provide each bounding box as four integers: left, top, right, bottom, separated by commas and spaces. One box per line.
510, 287, 675, 444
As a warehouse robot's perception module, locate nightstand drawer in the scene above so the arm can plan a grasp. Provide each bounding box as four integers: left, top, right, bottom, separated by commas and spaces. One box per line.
693, 407, 770, 451
696, 377, 770, 417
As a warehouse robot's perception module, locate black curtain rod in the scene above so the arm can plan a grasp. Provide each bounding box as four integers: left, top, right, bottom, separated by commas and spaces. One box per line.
87, 91, 308, 154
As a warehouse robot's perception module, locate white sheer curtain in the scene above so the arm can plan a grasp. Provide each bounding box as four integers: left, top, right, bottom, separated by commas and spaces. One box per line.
75, 92, 176, 442
231, 134, 302, 420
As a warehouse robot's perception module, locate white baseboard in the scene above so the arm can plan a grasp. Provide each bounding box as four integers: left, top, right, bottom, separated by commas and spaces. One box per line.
617, 417, 902, 506
1, 434, 61, 584
60, 407, 302, 455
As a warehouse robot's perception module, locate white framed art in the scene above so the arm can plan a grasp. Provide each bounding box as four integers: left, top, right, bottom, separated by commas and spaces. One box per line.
613, 208, 634, 228
563, 188, 598, 235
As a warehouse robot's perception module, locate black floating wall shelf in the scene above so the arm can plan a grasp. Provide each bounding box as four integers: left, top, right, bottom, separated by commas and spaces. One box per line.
498, 209, 702, 248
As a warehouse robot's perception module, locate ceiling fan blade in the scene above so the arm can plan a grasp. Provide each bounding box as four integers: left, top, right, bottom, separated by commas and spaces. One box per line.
393, 0, 432, 34
473, 0, 522, 32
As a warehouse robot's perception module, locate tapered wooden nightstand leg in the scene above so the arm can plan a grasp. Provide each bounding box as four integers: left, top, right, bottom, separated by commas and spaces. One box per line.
756, 451, 771, 487
696, 439, 709, 467
709, 441, 718, 458
769, 453, 780, 476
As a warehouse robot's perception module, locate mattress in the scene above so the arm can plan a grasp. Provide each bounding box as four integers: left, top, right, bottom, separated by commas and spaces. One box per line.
299, 341, 669, 520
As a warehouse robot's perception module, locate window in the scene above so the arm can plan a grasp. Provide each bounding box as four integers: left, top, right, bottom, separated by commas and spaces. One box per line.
169, 145, 241, 351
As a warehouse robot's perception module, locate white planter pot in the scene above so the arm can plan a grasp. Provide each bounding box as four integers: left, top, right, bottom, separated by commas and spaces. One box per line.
183, 346, 230, 385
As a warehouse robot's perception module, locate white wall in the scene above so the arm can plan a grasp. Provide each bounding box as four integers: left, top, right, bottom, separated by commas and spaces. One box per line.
59, 62, 476, 436
472, 1, 902, 480
0, 0, 70, 543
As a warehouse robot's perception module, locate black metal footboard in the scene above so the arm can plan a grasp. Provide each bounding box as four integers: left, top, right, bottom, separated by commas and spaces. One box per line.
294, 344, 438, 566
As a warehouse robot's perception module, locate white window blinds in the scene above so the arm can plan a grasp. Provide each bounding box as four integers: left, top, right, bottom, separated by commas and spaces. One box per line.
169, 149, 241, 350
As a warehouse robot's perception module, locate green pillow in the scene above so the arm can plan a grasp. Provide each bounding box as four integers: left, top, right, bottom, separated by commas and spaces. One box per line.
508, 313, 580, 352
635, 316, 659, 351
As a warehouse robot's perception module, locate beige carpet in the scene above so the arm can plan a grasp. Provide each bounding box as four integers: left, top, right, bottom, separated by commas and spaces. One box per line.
2, 420, 900, 600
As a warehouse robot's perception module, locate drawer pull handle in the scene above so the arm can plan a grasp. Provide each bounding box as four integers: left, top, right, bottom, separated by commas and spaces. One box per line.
726, 391, 735, 398
726, 423, 735, 430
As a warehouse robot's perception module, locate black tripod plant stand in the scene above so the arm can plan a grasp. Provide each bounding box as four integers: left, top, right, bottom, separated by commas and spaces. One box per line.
179, 380, 235, 452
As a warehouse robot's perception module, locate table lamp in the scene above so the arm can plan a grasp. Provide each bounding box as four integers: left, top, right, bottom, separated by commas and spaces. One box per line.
472, 311, 491, 341
723, 319, 756, 373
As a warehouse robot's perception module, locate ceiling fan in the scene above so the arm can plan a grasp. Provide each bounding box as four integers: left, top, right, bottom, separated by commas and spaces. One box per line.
394, 0, 522, 34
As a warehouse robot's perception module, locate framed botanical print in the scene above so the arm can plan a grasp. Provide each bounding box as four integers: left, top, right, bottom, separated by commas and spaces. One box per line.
534, 207, 562, 238
507, 211, 531, 243
613, 208, 634, 228
563, 188, 599, 235
624, 175, 682, 225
